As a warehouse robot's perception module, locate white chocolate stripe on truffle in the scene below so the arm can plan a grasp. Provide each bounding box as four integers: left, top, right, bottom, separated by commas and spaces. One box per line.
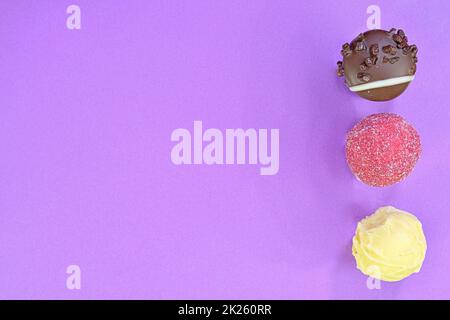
349, 75, 415, 92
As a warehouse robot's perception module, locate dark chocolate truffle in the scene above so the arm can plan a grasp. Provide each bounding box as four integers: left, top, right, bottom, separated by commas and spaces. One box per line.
337, 29, 418, 101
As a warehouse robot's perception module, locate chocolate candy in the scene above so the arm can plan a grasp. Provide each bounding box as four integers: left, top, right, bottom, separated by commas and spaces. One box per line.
337, 29, 418, 101
345, 113, 421, 187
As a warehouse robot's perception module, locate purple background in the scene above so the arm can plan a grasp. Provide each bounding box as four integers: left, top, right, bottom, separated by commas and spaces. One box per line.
1, 0, 449, 299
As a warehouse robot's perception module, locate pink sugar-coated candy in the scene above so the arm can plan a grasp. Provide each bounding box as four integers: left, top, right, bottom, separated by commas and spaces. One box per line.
345, 113, 421, 187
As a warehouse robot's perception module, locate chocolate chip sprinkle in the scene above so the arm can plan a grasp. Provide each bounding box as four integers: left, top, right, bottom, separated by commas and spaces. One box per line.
383, 45, 397, 55
341, 43, 352, 57
397, 41, 408, 49
393, 34, 403, 43
357, 72, 371, 82
337, 61, 345, 77
382, 56, 400, 64
350, 33, 365, 50
389, 56, 400, 64
370, 44, 379, 56
364, 57, 374, 67
355, 41, 367, 52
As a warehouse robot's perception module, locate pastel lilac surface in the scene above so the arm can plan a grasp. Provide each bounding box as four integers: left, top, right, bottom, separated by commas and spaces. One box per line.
1, 0, 450, 299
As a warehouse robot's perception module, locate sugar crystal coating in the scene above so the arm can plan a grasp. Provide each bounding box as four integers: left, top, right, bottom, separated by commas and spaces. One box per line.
345, 113, 421, 187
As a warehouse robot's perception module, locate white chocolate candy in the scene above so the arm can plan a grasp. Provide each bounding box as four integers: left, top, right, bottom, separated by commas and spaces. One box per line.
352, 206, 427, 282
